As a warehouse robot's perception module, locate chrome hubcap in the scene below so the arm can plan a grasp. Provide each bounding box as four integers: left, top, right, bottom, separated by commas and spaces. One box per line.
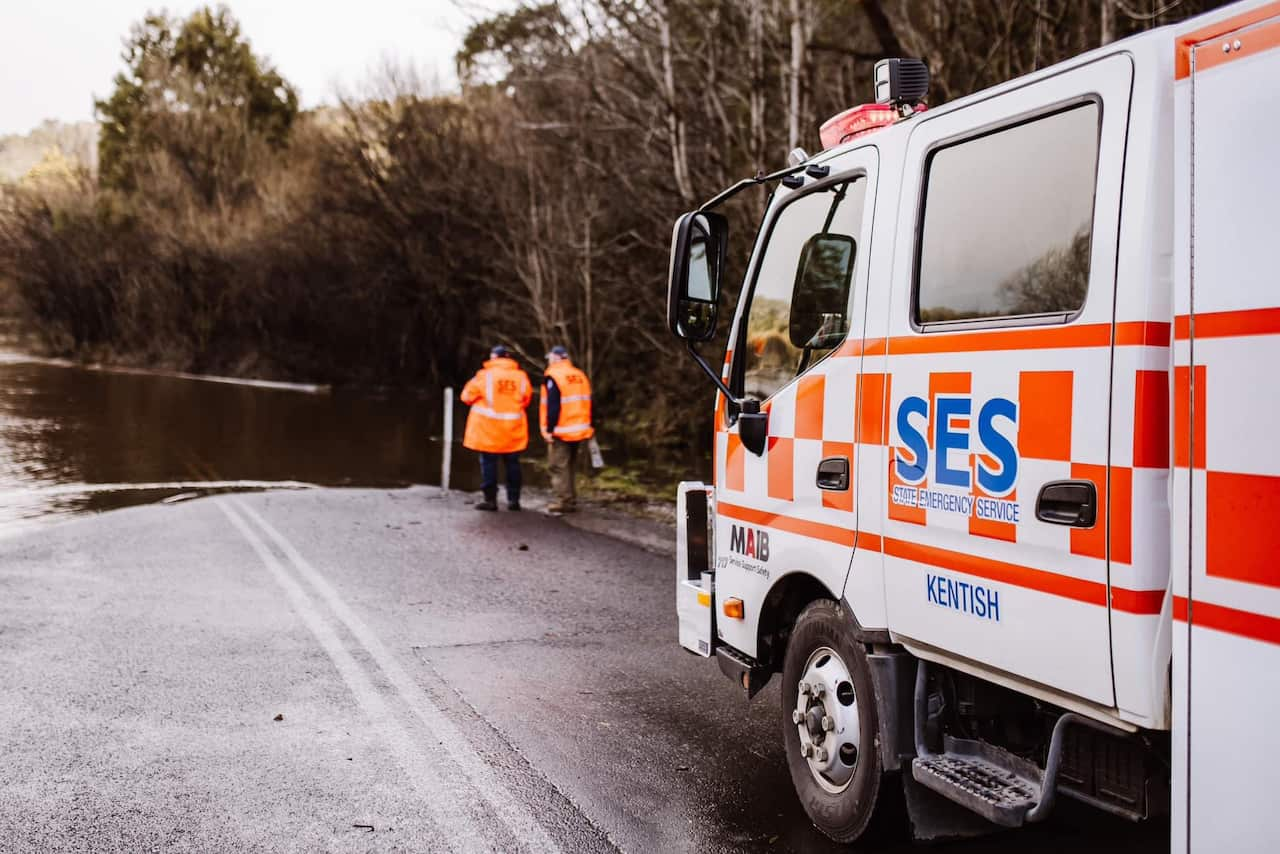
794, 646, 860, 793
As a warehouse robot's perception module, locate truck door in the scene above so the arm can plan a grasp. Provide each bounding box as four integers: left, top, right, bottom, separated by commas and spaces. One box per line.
1175, 7, 1280, 850
712, 147, 879, 659
873, 55, 1133, 706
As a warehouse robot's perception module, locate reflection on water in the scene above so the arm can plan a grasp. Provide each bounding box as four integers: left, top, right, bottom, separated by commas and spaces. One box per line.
0, 351, 495, 535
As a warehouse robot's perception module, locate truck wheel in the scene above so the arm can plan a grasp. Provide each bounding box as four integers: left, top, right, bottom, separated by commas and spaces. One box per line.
781, 599, 884, 843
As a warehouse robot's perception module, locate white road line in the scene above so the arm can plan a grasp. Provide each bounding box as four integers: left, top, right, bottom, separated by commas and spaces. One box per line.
216, 500, 490, 853
8, 480, 317, 497
0, 351, 328, 393
232, 498, 563, 854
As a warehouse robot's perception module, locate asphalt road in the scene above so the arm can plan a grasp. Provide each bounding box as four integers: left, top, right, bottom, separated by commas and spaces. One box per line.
0, 488, 1169, 852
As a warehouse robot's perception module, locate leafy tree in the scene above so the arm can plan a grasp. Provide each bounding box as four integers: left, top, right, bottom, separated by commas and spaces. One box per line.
456, 3, 573, 87
95, 5, 298, 203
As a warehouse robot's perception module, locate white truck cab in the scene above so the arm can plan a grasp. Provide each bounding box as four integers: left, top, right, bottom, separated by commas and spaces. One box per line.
667, 1, 1280, 847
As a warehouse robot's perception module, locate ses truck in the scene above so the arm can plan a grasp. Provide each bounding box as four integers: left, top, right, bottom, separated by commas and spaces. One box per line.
665, 1, 1280, 848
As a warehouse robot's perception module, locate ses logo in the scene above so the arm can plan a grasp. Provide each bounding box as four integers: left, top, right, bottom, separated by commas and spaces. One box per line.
892, 394, 1021, 524
728, 525, 770, 561
495, 378, 523, 394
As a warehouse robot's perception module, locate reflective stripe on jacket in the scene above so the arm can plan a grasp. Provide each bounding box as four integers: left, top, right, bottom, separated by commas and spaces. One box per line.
540, 359, 594, 442
460, 357, 532, 453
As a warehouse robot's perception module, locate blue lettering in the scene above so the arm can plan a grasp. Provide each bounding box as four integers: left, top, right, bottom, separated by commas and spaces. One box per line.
977, 398, 1019, 496
934, 397, 971, 488
896, 396, 929, 483
975, 497, 1021, 523
924, 572, 1002, 622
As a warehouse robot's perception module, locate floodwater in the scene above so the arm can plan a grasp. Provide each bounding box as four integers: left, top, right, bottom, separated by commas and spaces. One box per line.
0, 348, 533, 537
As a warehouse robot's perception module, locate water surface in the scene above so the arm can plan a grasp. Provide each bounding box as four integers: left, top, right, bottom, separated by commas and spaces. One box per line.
0, 351, 488, 536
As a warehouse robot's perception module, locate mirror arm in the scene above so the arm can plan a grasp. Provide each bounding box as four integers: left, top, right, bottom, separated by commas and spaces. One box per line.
686, 340, 738, 404
697, 162, 808, 213
796, 346, 814, 376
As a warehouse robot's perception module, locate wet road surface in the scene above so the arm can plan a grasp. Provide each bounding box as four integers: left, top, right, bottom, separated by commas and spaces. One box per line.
0, 488, 1168, 852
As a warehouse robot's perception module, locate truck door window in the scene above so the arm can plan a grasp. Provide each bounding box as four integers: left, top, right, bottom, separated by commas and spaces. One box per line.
915, 102, 1099, 326
742, 177, 867, 401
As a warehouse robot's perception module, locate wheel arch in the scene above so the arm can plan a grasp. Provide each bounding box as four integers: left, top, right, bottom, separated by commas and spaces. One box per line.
757, 571, 839, 673
757, 570, 895, 673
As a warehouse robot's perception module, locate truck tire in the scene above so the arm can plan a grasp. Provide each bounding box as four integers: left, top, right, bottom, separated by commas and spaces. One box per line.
781, 599, 885, 843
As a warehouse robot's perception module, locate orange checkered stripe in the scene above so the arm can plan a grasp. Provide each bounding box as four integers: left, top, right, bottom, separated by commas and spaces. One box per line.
1173, 308, 1280, 645
715, 320, 1178, 617
721, 371, 883, 507
882, 369, 1170, 617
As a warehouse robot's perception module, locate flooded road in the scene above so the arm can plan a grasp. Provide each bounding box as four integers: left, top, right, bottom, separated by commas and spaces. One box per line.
0, 350, 518, 536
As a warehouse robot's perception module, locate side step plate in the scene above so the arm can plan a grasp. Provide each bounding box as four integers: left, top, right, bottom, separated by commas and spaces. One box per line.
911, 736, 1043, 828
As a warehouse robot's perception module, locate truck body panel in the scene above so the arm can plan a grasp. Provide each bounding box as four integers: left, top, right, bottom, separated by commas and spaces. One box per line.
711, 145, 882, 657
1172, 4, 1280, 848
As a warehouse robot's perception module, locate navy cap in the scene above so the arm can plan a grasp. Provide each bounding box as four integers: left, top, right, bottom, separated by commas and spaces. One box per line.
545, 345, 569, 359
490, 344, 511, 358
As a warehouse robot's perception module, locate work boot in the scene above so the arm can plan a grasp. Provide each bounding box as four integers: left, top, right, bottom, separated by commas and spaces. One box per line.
508, 501, 522, 511
475, 490, 498, 512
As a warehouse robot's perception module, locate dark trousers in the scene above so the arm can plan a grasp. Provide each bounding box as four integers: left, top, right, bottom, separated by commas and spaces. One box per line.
479, 452, 521, 503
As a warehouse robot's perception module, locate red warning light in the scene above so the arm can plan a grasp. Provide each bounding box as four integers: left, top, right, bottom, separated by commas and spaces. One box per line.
819, 104, 901, 150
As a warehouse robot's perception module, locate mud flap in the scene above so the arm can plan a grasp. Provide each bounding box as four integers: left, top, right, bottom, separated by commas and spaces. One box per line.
902, 773, 999, 843
676, 481, 714, 657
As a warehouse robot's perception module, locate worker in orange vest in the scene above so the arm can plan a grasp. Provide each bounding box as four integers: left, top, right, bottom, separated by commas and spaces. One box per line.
460, 345, 533, 511
539, 345, 593, 515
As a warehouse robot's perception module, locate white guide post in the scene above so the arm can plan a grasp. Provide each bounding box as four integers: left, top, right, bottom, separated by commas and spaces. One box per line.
441, 386, 454, 493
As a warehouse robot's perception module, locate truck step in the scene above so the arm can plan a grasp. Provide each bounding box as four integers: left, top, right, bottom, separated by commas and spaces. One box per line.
911, 736, 1044, 828
715, 645, 769, 699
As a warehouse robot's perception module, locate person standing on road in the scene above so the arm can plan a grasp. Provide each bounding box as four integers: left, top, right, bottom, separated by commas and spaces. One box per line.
539, 345, 593, 515
460, 345, 533, 511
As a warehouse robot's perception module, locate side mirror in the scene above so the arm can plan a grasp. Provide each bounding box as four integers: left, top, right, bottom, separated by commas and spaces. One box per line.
738, 399, 768, 456
789, 233, 856, 349
667, 211, 728, 342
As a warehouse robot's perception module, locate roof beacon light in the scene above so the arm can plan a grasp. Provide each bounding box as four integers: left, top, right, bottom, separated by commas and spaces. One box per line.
819, 104, 897, 150
818, 58, 929, 151
874, 58, 929, 109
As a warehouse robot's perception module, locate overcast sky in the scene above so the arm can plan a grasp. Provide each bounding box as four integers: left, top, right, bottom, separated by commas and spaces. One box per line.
0, 0, 508, 137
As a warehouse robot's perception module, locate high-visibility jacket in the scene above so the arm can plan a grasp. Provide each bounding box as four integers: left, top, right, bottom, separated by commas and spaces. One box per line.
540, 359, 594, 442
460, 357, 532, 453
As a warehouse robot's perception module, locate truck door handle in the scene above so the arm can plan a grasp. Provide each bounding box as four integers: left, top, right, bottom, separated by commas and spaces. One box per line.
1035, 480, 1097, 527
816, 457, 850, 491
